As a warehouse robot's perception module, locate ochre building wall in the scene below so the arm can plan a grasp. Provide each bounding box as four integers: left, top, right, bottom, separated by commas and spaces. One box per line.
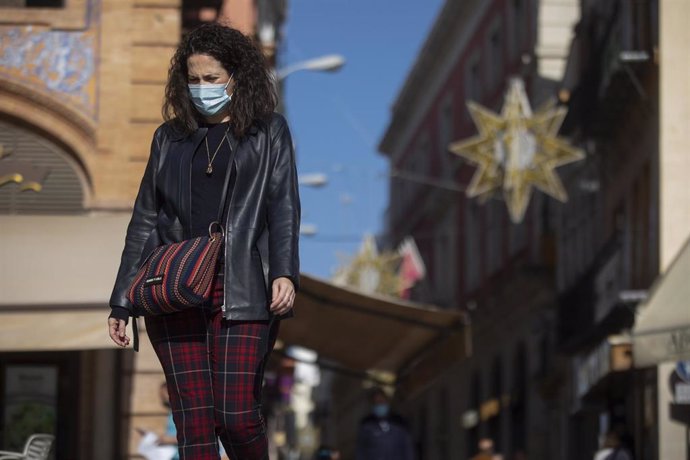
0, 0, 181, 210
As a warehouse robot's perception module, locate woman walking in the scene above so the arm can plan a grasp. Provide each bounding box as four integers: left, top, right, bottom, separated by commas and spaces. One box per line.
107, 23, 300, 459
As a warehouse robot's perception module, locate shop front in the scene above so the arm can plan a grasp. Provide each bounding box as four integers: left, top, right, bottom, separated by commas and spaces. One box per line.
0, 214, 134, 458
633, 237, 690, 460
568, 336, 645, 459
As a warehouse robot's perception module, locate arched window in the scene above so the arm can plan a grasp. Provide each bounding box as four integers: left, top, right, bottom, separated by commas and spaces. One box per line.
0, 120, 85, 214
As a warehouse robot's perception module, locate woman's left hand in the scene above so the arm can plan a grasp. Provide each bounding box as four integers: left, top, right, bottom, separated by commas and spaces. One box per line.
270, 277, 295, 315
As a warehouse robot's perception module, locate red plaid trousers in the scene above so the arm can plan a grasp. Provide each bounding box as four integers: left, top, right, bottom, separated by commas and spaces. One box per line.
145, 273, 279, 460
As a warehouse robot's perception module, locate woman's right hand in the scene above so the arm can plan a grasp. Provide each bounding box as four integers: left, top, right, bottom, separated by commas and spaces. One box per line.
108, 318, 131, 347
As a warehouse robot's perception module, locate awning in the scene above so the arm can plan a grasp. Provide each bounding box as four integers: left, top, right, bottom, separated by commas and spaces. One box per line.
1, 215, 472, 380
1, 214, 130, 306
0, 308, 113, 351
0, 214, 131, 350
573, 335, 632, 405
633, 237, 690, 367
281, 275, 470, 391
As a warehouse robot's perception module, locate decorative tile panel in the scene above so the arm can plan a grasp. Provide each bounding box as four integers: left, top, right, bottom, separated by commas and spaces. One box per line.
0, 25, 97, 118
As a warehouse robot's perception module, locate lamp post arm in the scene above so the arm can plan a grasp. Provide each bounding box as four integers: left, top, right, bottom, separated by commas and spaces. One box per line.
276, 54, 346, 81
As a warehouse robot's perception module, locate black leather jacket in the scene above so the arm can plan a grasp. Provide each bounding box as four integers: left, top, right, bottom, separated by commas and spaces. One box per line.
110, 113, 300, 321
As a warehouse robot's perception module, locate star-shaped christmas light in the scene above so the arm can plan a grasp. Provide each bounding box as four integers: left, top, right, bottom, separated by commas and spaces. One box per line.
333, 234, 402, 296
448, 78, 584, 223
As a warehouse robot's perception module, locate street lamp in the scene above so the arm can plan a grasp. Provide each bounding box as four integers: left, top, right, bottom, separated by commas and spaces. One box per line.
300, 223, 318, 237
298, 176, 326, 237
276, 54, 346, 81
298, 173, 328, 188
278, 54, 344, 236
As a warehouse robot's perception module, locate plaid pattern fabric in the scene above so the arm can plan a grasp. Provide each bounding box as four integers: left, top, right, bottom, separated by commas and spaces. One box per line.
146, 274, 279, 460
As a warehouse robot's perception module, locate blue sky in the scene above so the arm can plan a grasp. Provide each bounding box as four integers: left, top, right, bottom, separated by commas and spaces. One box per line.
283, 0, 444, 278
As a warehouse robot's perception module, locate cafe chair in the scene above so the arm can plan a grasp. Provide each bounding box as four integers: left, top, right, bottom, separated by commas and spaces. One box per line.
0, 434, 54, 460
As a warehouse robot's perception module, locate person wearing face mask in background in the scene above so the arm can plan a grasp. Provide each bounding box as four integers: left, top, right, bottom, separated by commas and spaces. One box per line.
355, 387, 415, 460
108, 22, 300, 460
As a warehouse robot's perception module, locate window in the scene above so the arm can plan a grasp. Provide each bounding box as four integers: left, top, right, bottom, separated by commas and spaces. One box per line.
417, 403, 429, 460
0, 0, 64, 6
464, 51, 482, 120
438, 93, 454, 174
0, 121, 85, 215
510, 0, 527, 58
489, 356, 503, 450
390, 176, 404, 226
509, 217, 527, 256
510, 343, 528, 454
487, 199, 503, 275
398, 132, 430, 209
464, 198, 482, 292
0, 1, 84, 42
466, 372, 482, 459
0, 352, 79, 458
487, 18, 504, 91
434, 207, 457, 307
414, 133, 431, 177
537, 334, 549, 378
436, 387, 450, 459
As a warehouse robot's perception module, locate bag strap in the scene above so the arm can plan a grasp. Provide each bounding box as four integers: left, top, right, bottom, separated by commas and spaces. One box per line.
214, 130, 240, 230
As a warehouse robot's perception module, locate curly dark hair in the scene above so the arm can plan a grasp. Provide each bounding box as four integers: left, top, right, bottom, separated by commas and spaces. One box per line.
163, 23, 277, 138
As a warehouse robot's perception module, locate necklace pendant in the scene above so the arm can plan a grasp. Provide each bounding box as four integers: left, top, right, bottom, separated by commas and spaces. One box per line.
206, 164, 213, 175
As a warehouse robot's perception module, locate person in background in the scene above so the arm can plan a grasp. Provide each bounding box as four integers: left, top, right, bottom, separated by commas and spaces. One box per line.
470, 438, 497, 460
512, 450, 527, 460
134, 383, 177, 460
158, 383, 178, 458
593, 431, 633, 460
355, 387, 415, 460
314, 445, 341, 460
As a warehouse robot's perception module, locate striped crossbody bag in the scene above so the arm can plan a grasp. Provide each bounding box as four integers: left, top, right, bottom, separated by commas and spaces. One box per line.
127, 131, 238, 316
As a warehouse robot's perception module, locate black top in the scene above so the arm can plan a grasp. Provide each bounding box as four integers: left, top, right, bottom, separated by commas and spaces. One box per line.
191, 121, 235, 238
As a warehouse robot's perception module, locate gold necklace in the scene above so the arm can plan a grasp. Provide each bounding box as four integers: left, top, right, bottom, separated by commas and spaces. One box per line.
204, 127, 229, 175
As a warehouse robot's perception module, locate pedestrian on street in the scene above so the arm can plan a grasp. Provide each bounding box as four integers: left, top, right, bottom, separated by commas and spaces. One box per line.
355, 387, 415, 460
158, 382, 179, 458
314, 445, 341, 460
107, 22, 300, 459
470, 438, 499, 460
593, 432, 633, 460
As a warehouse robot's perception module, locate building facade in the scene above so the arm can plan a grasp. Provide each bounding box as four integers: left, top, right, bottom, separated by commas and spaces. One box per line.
377, 0, 688, 459
554, 1, 660, 458
379, 1, 579, 458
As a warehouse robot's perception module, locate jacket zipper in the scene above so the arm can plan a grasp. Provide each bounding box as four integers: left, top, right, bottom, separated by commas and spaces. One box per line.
221, 138, 236, 315
186, 129, 207, 238
187, 142, 194, 239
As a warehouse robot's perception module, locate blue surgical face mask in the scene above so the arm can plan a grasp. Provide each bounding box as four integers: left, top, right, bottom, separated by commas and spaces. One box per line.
188, 80, 232, 117
372, 403, 390, 418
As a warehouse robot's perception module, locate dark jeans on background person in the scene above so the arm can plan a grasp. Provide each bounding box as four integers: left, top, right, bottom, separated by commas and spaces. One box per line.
145, 274, 279, 460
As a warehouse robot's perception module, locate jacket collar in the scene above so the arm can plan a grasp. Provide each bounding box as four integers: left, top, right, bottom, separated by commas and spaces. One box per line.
169, 119, 261, 142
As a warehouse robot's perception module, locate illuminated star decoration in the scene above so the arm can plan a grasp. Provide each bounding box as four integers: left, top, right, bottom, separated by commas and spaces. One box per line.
0, 143, 50, 192
448, 78, 585, 223
332, 234, 402, 297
